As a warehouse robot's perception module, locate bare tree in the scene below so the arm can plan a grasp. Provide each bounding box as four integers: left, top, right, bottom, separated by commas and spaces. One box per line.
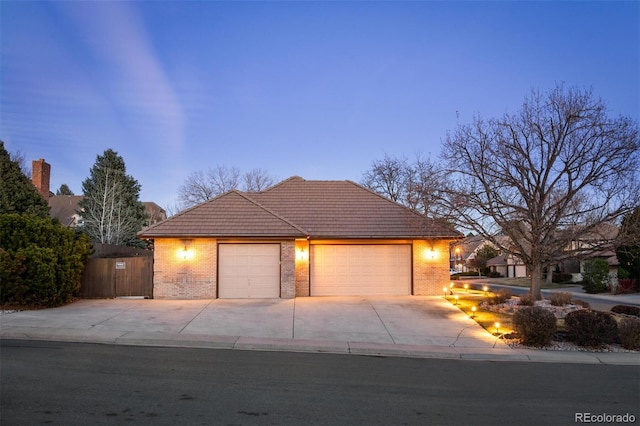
361, 153, 446, 218
243, 168, 276, 192
439, 85, 640, 299
9, 149, 30, 177
361, 154, 407, 203
177, 165, 277, 210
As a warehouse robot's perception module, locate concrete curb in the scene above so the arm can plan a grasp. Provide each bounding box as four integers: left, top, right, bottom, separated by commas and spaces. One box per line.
2, 330, 638, 365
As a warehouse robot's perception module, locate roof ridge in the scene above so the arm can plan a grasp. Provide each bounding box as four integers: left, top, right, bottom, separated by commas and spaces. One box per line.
259, 176, 305, 193
138, 190, 235, 234
345, 180, 461, 238
236, 191, 308, 235
344, 180, 425, 219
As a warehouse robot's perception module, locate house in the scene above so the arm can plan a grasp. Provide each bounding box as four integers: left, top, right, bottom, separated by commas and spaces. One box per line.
137, 176, 462, 299
32, 159, 167, 227
450, 235, 527, 278
486, 254, 528, 278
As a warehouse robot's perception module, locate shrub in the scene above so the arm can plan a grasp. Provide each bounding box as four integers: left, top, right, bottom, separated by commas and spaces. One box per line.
518, 293, 535, 306
485, 288, 512, 305
0, 214, 91, 307
513, 307, 557, 347
615, 279, 638, 294
487, 271, 502, 278
581, 259, 610, 293
552, 272, 573, 283
564, 310, 618, 348
618, 317, 640, 350
572, 299, 591, 309
610, 305, 640, 317
548, 292, 573, 306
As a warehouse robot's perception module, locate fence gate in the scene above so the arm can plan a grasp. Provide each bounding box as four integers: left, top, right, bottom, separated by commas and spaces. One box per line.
80, 256, 153, 298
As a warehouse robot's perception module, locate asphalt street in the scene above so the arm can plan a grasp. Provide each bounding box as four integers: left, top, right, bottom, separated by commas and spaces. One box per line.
1, 339, 638, 426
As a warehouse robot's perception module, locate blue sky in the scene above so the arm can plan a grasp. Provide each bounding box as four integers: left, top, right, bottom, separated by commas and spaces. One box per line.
2, 1, 638, 211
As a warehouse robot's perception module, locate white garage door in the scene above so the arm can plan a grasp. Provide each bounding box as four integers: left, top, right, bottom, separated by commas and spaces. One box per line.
218, 244, 281, 298
310, 245, 411, 296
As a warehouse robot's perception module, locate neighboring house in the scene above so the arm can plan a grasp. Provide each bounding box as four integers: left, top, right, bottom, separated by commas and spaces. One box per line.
138, 176, 462, 299
565, 223, 620, 276
450, 235, 527, 278
486, 254, 528, 278
32, 159, 167, 228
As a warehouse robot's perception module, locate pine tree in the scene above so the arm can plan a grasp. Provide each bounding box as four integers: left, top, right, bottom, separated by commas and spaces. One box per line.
56, 184, 74, 195
0, 141, 50, 218
78, 149, 146, 246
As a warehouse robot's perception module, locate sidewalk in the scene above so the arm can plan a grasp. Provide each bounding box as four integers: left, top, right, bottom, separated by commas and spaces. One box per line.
468, 277, 640, 307
2, 297, 638, 365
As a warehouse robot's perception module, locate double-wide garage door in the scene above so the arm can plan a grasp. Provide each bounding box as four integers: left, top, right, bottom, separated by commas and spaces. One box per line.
311, 245, 411, 296
218, 244, 280, 298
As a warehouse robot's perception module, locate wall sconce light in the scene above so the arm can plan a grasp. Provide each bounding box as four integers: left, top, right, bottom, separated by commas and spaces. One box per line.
181, 239, 193, 261
296, 247, 308, 261
423, 247, 437, 260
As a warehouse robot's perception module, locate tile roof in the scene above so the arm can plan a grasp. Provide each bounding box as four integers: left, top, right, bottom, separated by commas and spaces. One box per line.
138, 177, 462, 239
48, 195, 84, 226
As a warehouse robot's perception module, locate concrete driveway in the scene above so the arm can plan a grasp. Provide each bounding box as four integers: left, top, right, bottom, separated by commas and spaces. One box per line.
4, 296, 638, 364
1, 296, 502, 350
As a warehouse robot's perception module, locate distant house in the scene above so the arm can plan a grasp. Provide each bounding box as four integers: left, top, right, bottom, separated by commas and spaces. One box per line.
138, 176, 462, 299
450, 235, 527, 278
486, 254, 528, 278
451, 224, 621, 282
32, 159, 166, 228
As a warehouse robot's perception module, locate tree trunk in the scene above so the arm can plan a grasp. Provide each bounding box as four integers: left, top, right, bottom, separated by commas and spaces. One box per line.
530, 264, 543, 300
546, 265, 554, 285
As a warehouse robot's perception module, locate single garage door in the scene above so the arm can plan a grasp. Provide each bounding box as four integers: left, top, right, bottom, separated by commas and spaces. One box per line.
218, 244, 281, 298
310, 245, 411, 296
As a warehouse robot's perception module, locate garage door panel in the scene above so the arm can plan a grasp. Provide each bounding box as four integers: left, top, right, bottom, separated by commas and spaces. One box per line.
311, 245, 411, 296
219, 244, 280, 298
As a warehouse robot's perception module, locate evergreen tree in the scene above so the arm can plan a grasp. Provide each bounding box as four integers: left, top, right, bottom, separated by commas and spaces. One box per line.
616, 206, 640, 282
0, 141, 50, 218
56, 184, 74, 195
78, 149, 146, 246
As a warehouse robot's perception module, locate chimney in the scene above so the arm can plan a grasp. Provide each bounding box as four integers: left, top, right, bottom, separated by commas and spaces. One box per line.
32, 159, 51, 201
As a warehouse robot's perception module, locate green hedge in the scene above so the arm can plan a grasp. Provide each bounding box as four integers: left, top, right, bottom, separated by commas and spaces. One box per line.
0, 214, 91, 306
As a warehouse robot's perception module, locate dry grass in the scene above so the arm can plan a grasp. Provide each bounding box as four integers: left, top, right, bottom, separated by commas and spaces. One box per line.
445, 290, 514, 335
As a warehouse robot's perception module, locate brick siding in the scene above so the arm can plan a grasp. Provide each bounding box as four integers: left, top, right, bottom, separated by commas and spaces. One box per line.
152, 238, 217, 299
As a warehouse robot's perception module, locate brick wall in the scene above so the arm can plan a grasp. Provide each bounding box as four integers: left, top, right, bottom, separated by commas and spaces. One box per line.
280, 241, 296, 299
413, 239, 454, 295
294, 239, 310, 296
153, 238, 217, 299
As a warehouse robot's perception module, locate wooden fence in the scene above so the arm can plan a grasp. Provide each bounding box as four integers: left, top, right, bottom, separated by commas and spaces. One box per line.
80, 256, 154, 298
